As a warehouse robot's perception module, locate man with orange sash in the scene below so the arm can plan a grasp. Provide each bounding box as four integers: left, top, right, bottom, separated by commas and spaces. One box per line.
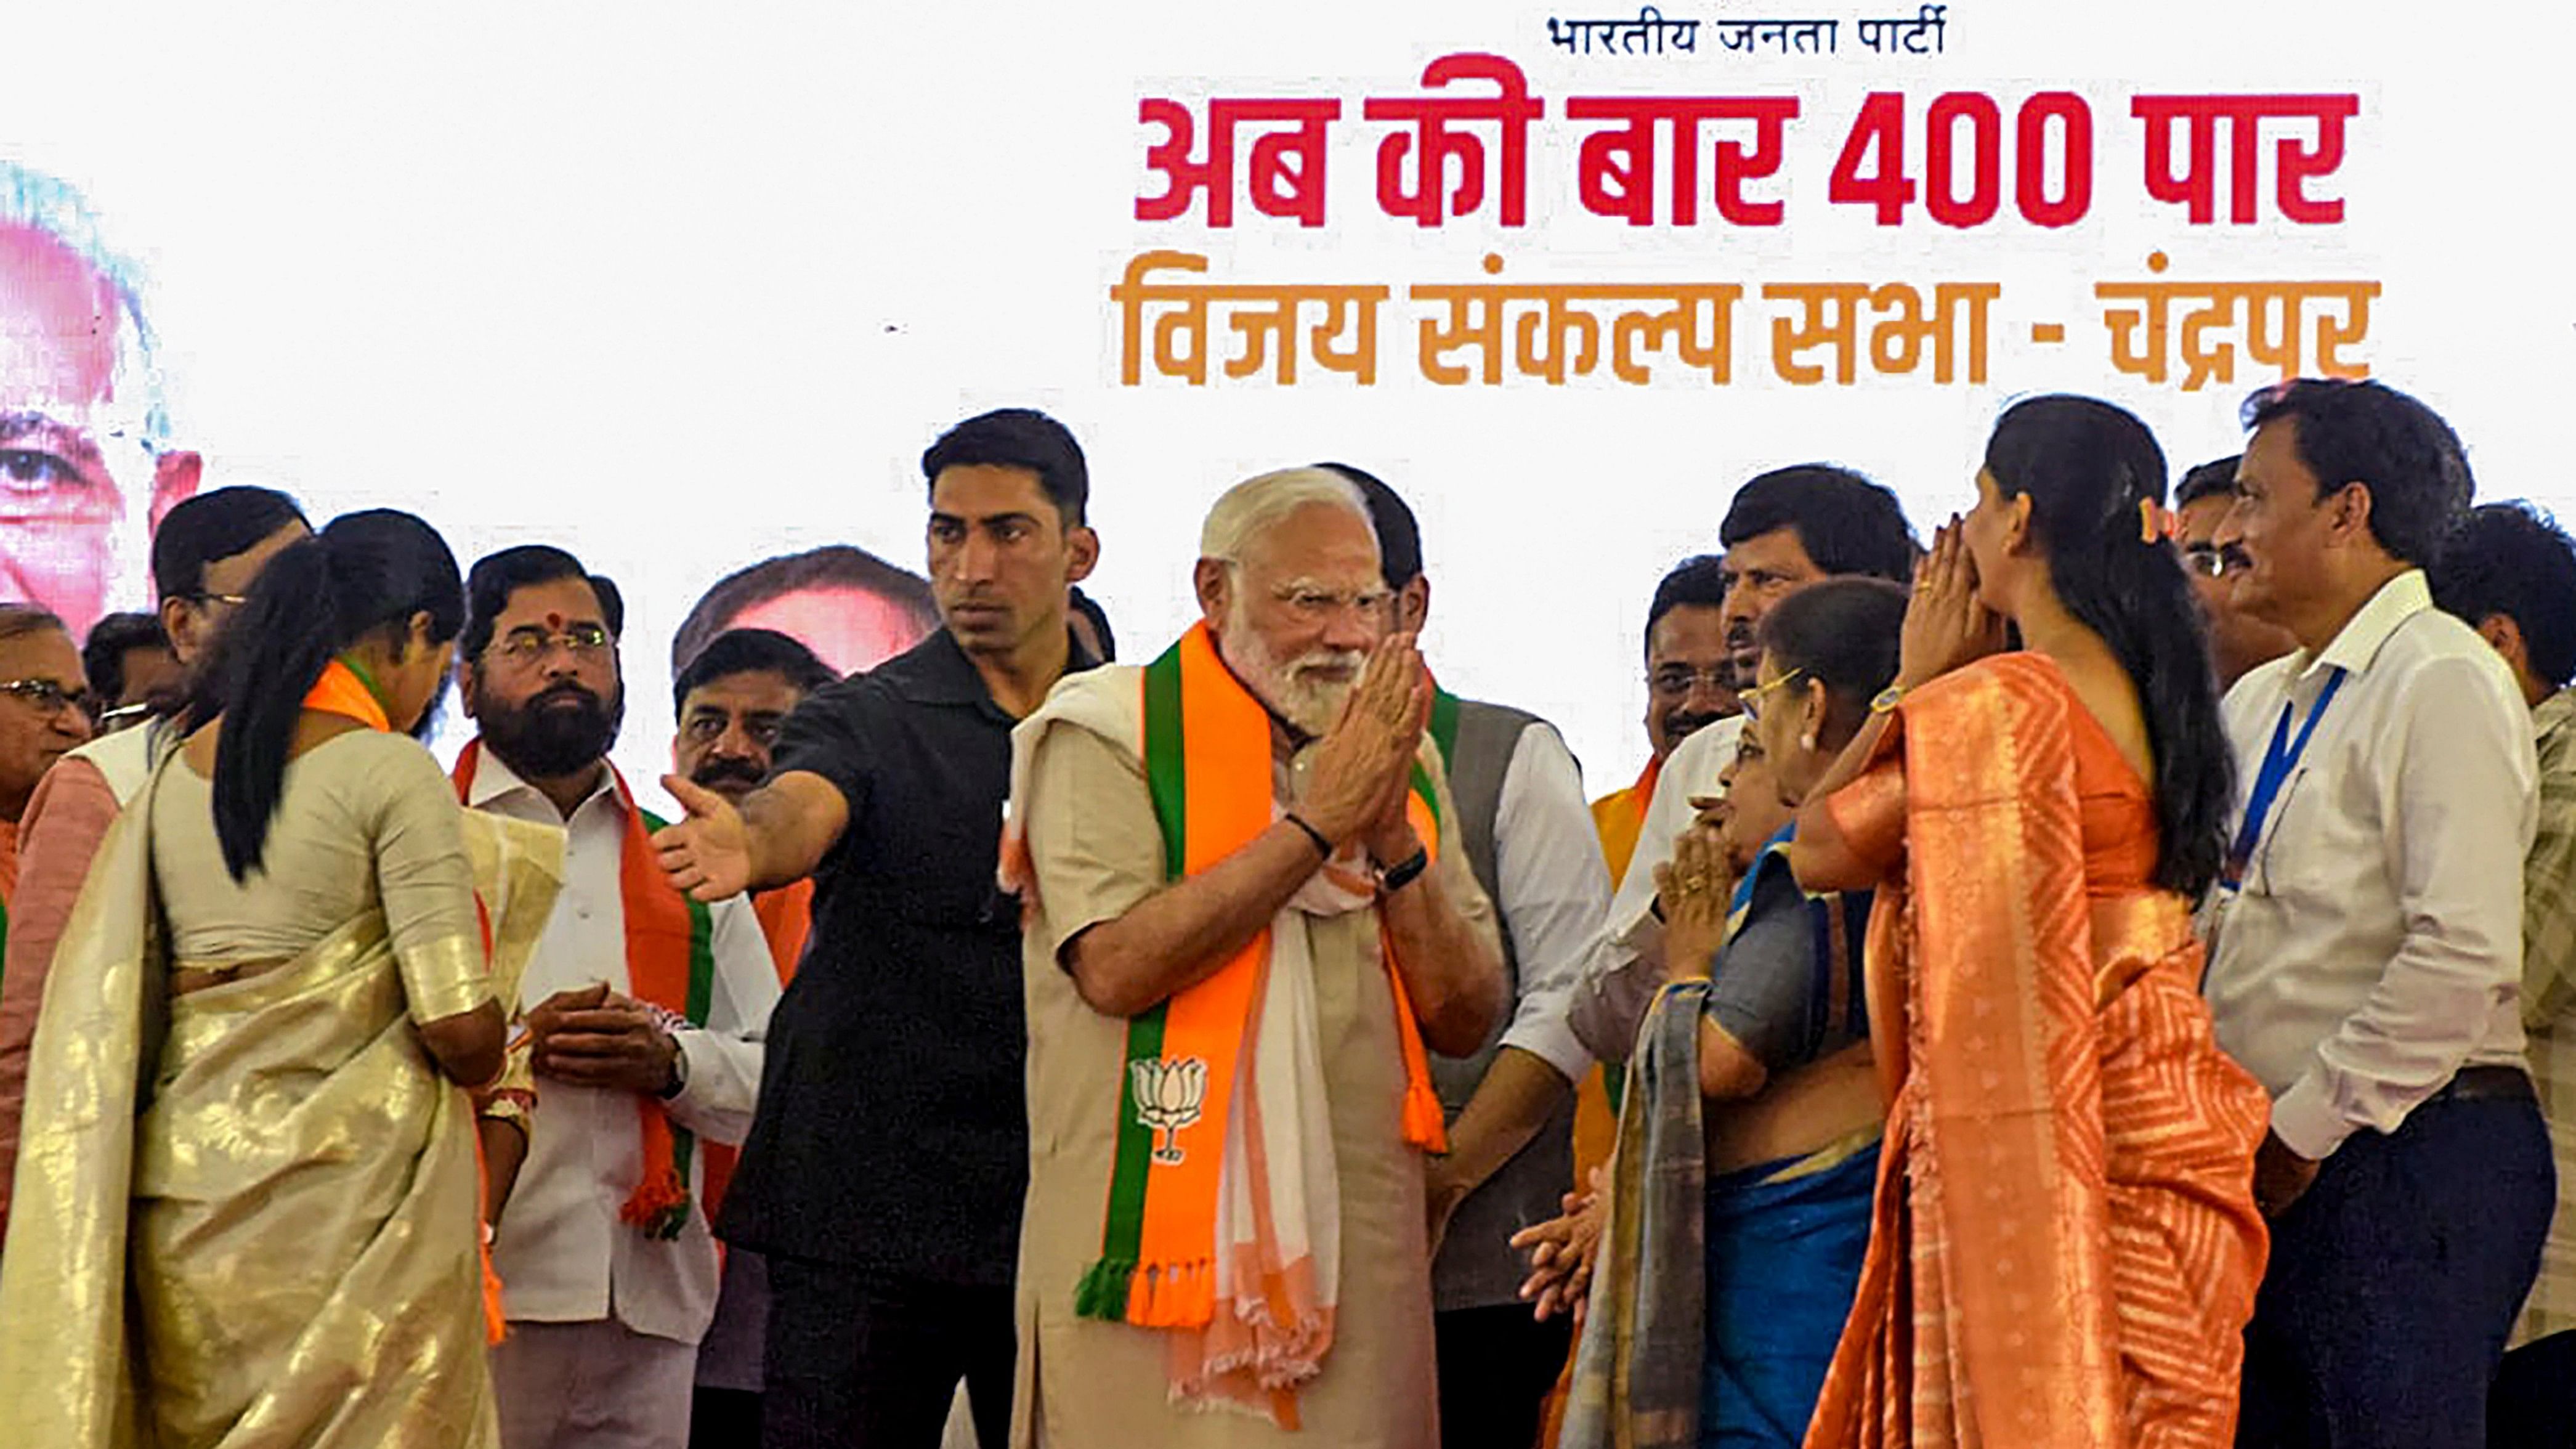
459, 545, 779, 1449
666, 625, 835, 1447
1001, 466, 1505, 1446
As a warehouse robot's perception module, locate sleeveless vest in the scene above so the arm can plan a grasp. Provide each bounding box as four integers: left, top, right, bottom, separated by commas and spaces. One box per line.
1428, 696, 1581, 1312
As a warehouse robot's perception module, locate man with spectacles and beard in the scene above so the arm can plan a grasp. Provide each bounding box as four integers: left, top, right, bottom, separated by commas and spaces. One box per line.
2174, 455, 2296, 690
666, 626, 835, 1449
457, 545, 780, 1449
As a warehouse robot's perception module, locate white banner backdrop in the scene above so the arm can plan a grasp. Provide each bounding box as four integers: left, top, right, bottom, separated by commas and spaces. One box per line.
4, 0, 2564, 800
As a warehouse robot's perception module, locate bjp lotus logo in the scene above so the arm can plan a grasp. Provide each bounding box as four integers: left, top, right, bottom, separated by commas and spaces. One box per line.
1131, 1056, 1207, 1165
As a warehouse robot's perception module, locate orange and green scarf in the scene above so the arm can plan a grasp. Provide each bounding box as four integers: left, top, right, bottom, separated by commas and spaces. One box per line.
451, 735, 715, 1241
1075, 622, 1449, 1328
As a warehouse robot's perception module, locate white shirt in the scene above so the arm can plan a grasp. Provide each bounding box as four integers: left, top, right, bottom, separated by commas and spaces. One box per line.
471, 748, 779, 1345
1570, 715, 1744, 1061
2202, 569, 2536, 1160
1486, 723, 1614, 1082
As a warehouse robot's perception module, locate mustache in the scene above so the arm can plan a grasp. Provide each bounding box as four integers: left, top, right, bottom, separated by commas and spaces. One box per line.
1287, 649, 1368, 682
535, 681, 602, 708
690, 757, 766, 788
1666, 711, 1723, 739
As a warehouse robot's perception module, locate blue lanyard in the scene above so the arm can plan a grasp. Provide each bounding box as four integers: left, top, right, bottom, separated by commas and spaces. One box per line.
2222, 667, 2347, 892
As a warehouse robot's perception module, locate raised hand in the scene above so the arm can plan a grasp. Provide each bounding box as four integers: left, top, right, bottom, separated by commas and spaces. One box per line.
654, 775, 755, 903
1296, 633, 1432, 850
1653, 824, 1734, 981
1897, 518, 2010, 692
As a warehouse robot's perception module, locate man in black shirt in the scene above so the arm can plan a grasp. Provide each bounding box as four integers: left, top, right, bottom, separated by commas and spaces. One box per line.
655, 408, 1101, 1449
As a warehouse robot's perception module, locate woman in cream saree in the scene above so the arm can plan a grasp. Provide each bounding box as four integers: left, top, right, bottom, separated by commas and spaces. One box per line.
0, 510, 559, 1448
1791, 399, 2269, 1448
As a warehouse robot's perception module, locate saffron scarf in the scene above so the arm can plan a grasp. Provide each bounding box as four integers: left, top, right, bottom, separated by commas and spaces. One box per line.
451, 736, 716, 1240
1080, 622, 1446, 1317
1001, 622, 1448, 1422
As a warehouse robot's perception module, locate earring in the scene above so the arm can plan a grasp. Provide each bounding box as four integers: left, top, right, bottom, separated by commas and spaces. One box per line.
1800, 731, 1820, 752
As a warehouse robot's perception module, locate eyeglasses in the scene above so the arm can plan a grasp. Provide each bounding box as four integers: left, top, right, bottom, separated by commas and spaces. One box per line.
94, 700, 154, 726
1646, 665, 1733, 699
186, 591, 249, 607
0, 678, 94, 718
2180, 545, 2252, 579
1267, 584, 1391, 624
489, 623, 616, 668
1738, 665, 1806, 723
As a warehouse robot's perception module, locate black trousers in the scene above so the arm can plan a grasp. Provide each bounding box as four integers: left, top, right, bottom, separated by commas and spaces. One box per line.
2489, 1329, 2576, 1449
690, 1387, 762, 1449
1436, 1303, 1574, 1449
762, 1256, 1014, 1449
2235, 1093, 2553, 1449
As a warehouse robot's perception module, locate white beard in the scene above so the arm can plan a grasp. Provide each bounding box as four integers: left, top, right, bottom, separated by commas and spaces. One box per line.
1220, 596, 1366, 736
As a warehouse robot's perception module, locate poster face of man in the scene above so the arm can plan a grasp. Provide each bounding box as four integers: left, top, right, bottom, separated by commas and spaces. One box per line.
0, 214, 199, 638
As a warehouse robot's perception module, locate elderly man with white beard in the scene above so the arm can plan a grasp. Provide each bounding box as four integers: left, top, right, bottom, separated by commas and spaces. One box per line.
1000, 466, 1506, 1447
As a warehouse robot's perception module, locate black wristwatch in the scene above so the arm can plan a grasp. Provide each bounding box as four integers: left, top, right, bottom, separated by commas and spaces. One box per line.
656, 1037, 690, 1100
1377, 846, 1431, 895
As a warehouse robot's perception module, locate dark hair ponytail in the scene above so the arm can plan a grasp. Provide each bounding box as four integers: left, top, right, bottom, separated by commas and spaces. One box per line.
1985, 396, 2234, 897
201, 509, 464, 880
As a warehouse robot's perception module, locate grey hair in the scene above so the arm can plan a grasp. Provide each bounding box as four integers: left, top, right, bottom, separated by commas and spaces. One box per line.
0, 603, 69, 643
1199, 467, 1373, 565
0, 160, 168, 446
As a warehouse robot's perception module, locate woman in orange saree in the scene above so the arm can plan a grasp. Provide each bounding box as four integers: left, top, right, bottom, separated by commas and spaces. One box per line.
1791, 396, 2270, 1448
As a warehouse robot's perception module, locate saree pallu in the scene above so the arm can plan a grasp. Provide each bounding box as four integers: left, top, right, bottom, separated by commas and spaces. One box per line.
1564, 980, 1711, 1449
0, 774, 560, 1448
1800, 653, 2269, 1449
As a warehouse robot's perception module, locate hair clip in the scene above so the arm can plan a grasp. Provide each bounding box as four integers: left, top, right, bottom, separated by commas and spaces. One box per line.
2139, 498, 2177, 543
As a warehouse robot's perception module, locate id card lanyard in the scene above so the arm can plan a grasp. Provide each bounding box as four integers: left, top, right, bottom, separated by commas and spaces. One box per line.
2219, 665, 2348, 895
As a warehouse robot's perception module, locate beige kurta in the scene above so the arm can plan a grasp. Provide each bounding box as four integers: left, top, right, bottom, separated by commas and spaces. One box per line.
1010, 719, 1496, 1448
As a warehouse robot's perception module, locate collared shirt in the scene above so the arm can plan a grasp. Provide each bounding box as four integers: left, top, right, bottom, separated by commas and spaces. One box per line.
2202, 569, 2535, 1160
471, 748, 777, 1346
2514, 687, 2576, 1341
1571, 714, 1743, 1062
719, 627, 1097, 1284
